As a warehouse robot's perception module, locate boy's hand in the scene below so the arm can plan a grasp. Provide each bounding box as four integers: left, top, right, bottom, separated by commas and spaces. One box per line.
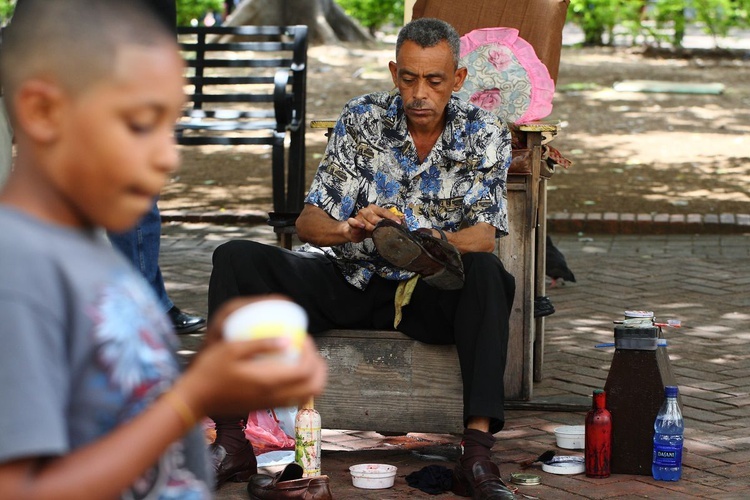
178, 297, 327, 418
201, 295, 292, 347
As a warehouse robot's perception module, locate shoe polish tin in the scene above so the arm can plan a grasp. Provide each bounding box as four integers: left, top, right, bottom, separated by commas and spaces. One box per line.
510, 472, 541, 485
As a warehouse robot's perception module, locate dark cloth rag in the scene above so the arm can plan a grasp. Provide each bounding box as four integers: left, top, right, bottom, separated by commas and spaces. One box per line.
405, 464, 453, 495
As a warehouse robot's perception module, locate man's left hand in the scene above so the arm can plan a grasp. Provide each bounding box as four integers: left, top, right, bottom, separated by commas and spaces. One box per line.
346, 204, 403, 243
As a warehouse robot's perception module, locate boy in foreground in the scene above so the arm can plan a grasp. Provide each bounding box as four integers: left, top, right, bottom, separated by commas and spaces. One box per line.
0, 1, 326, 498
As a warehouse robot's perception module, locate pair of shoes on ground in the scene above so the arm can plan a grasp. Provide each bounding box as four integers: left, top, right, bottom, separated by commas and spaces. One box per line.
372, 219, 464, 290
452, 459, 517, 499
168, 305, 206, 334
209, 442, 257, 489
247, 462, 333, 499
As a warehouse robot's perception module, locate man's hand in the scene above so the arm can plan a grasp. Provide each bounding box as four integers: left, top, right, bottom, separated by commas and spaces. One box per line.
296, 203, 403, 247
345, 204, 403, 243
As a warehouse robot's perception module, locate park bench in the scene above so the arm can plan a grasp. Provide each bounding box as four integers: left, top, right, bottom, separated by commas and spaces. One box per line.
176, 25, 308, 236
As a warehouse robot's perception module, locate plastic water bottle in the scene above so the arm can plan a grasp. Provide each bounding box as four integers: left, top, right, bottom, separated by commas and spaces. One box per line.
652, 386, 684, 481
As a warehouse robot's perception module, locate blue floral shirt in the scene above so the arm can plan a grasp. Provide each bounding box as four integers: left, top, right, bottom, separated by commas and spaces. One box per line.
303, 90, 511, 289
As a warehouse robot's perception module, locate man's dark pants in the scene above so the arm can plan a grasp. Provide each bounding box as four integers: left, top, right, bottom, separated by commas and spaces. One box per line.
209, 240, 515, 434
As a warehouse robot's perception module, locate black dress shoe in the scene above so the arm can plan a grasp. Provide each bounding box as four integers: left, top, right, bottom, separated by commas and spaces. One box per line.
247, 462, 333, 499
534, 296, 556, 318
452, 459, 516, 499
372, 219, 464, 290
209, 442, 257, 489
168, 306, 206, 334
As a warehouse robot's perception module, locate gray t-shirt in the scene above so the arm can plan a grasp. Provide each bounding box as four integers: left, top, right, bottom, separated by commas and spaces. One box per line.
0, 208, 211, 498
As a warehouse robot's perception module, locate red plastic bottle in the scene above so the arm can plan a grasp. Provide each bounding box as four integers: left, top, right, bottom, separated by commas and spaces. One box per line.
585, 389, 612, 478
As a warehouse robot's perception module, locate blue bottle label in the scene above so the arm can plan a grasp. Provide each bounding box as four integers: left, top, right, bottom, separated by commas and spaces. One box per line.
653, 444, 682, 467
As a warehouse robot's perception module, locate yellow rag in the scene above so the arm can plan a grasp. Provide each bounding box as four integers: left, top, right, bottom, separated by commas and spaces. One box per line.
394, 275, 419, 328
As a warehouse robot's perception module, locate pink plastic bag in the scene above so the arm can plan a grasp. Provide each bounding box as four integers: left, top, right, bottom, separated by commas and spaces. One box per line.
244, 409, 295, 455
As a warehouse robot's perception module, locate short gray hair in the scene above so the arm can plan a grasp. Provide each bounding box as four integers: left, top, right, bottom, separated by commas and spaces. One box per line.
396, 18, 461, 68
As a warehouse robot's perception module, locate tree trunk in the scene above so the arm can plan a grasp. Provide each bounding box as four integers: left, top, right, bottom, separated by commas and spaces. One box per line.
224, 0, 372, 45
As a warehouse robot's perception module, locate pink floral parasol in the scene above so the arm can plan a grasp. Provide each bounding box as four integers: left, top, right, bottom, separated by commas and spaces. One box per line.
456, 28, 555, 124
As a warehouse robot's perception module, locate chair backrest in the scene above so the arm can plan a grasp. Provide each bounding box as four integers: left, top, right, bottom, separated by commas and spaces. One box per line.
412, 0, 569, 83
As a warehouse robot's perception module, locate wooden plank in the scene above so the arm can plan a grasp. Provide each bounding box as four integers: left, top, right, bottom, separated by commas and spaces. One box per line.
314, 330, 463, 433
496, 181, 534, 401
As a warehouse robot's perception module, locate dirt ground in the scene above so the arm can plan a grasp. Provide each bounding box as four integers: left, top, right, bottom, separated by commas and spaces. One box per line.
160, 43, 750, 217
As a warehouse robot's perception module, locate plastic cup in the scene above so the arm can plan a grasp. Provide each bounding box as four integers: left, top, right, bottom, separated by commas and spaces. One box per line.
223, 299, 308, 363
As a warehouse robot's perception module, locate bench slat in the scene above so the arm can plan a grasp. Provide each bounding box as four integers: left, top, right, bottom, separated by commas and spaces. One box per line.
177, 120, 279, 131
185, 76, 276, 85
184, 58, 294, 69
188, 94, 278, 104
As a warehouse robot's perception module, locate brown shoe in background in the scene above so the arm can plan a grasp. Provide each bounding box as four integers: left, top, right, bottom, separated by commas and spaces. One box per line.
451, 459, 516, 499
247, 462, 333, 499
372, 219, 464, 290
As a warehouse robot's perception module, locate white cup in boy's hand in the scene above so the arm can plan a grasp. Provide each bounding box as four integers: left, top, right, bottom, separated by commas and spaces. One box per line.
223, 299, 308, 363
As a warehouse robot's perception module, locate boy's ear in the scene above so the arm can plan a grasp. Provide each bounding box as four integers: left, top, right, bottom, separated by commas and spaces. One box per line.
13, 79, 67, 143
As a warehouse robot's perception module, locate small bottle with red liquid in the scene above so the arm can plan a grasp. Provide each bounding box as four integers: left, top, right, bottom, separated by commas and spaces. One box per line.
585, 389, 612, 478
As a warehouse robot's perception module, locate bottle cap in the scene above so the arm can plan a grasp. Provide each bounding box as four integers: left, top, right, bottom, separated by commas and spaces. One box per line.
665, 386, 679, 397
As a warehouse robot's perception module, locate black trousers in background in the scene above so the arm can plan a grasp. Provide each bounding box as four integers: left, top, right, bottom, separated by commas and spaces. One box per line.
209, 240, 515, 434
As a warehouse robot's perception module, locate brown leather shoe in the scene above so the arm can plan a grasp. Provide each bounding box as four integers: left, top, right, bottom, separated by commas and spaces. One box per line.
247, 462, 333, 499
452, 460, 516, 499
209, 442, 257, 489
372, 219, 464, 290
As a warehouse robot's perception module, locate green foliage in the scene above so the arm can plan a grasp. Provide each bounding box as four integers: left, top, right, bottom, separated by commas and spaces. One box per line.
0, 0, 16, 25
335, 0, 404, 34
568, 0, 642, 46
568, 0, 750, 48
176, 0, 224, 26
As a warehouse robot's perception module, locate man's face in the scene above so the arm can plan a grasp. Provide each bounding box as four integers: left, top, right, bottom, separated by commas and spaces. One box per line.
47, 43, 185, 231
389, 40, 467, 131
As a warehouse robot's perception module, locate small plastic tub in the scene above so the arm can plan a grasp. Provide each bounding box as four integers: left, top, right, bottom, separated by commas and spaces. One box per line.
349, 463, 397, 489
554, 425, 585, 449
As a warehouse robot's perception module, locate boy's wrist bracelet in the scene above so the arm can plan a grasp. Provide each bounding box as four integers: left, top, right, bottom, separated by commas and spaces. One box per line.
163, 390, 197, 431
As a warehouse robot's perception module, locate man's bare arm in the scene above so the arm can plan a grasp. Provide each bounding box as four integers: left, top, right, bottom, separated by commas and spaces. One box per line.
431, 222, 496, 254
296, 203, 402, 246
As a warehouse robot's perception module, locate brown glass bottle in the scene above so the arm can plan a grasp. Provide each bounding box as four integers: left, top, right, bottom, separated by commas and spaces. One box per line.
585, 389, 612, 478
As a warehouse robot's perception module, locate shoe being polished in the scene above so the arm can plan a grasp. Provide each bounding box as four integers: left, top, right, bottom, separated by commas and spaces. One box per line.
452, 460, 516, 499
168, 306, 206, 334
372, 219, 464, 290
209, 442, 257, 489
247, 462, 333, 500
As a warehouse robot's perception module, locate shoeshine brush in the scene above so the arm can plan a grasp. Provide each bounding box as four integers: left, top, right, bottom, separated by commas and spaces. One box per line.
519, 450, 556, 469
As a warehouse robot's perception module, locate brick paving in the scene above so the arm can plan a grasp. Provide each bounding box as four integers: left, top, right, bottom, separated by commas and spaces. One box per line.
160, 221, 750, 499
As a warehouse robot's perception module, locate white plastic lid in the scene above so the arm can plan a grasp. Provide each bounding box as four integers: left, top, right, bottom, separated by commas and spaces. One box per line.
624, 310, 654, 318
541, 456, 585, 475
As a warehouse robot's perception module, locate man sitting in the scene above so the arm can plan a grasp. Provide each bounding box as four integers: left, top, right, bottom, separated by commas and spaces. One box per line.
209, 18, 516, 499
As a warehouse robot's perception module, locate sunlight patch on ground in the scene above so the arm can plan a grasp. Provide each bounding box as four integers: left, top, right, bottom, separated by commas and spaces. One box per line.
562, 131, 750, 164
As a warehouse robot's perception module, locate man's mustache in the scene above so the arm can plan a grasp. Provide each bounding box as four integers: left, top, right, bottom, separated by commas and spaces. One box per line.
405, 100, 429, 110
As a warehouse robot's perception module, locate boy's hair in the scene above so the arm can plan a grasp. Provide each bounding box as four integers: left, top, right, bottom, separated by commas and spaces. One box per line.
396, 18, 461, 68
0, 0, 174, 122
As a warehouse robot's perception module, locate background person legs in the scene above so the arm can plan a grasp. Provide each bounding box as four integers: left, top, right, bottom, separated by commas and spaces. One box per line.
108, 200, 206, 334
